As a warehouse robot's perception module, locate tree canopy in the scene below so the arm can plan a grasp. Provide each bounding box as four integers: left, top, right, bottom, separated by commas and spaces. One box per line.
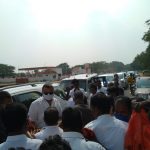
57, 63, 71, 75
0, 64, 15, 78
131, 20, 150, 70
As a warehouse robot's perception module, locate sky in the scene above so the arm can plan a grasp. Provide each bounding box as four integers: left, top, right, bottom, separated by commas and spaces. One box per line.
0, 0, 150, 69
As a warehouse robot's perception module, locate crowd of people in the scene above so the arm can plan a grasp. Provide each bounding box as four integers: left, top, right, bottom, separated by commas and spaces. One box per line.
0, 74, 150, 150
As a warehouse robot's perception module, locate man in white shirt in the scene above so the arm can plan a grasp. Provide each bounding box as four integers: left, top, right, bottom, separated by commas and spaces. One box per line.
0, 103, 42, 150
28, 83, 62, 128
96, 80, 107, 95
61, 107, 106, 150
85, 94, 128, 150
69, 79, 85, 98
35, 107, 63, 140
67, 79, 85, 108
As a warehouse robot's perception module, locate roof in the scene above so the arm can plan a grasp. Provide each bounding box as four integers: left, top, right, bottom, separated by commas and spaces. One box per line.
62, 73, 97, 80
98, 73, 114, 77
0, 83, 44, 95
18, 66, 59, 71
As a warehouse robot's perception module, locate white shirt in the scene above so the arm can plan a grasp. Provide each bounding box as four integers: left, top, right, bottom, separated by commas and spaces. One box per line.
28, 97, 62, 128
62, 132, 106, 150
97, 87, 107, 95
35, 126, 63, 140
69, 88, 85, 98
67, 97, 75, 108
85, 115, 128, 150
0, 134, 42, 150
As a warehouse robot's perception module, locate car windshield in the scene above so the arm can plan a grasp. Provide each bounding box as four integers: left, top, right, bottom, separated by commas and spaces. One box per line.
60, 79, 87, 91
106, 76, 114, 82
118, 74, 124, 79
136, 78, 150, 88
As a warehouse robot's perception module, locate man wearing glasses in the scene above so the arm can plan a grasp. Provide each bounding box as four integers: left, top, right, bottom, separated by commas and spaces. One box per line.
28, 83, 62, 128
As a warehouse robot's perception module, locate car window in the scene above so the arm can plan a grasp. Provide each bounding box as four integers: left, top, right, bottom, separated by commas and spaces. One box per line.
60, 79, 87, 91
14, 92, 42, 108
106, 76, 114, 81
118, 74, 124, 79
137, 78, 150, 88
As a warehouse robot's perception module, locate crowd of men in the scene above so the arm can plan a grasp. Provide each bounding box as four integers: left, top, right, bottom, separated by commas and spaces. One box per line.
0, 74, 150, 150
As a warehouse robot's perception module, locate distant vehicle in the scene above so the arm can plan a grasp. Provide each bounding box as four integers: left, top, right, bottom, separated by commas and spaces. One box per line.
0, 82, 67, 110
135, 77, 150, 100
59, 73, 98, 94
117, 72, 128, 89
98, 73, 114, 87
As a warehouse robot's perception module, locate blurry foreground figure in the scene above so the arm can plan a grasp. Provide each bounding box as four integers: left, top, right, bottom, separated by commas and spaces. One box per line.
39, 135, 71, 150
125, 100, 150, 150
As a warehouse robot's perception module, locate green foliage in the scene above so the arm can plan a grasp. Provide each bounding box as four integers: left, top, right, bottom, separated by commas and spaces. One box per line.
90, 61, 126, 73
0, 64, 15, 78
57, 63, 71, 75
131, 20, 150, 70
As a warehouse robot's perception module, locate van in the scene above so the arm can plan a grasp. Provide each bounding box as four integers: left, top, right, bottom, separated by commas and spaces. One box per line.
59, 74, 97, 94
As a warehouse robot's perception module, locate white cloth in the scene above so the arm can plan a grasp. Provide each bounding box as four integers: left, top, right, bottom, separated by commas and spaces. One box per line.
0, 134, 42, 150
67, 97, 75, 108
62, 132, 106, 150
35, 126, 63, 140
97, 87, 107, 95
85, 115, 128, 150
28, 96, 62, 128
69, 88, 85, 98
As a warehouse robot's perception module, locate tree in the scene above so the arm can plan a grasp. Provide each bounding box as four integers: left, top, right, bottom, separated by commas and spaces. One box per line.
0, 64, 15, 78
57, 63, 71, 75
131, 20, 150, 70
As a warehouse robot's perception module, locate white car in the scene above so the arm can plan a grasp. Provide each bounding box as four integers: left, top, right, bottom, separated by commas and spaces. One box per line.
135, 77, 150, 99
0, 82, 67, 110
117, 72, 128, 89
59, 73, 98, 95
98, 73, 114, 87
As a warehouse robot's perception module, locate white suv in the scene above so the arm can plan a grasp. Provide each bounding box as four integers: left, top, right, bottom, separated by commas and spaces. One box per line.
0, 82, 67, 110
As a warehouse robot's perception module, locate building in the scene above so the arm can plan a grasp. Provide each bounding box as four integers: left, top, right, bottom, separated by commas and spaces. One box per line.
17, 66, 62, 83
71, 63, 91, 75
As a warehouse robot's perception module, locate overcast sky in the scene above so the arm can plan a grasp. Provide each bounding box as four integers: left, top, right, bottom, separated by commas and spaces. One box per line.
0, 0, 150, 69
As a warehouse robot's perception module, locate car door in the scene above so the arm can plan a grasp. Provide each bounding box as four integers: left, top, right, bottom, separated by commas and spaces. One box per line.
12, 91, 42, 109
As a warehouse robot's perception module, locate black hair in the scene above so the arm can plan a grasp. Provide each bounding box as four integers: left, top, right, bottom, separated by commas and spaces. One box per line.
74, 91, 84, 100
115, 96, 132, 114
44, 107, 59, 126
0, 91, 11, 104
42, 83, 53, 91
39, 135, 71, 150
89, 83, 97, 91
107, 86, 124, 97
90, 94, 112, 114
62, 107, 83, 131
3, 103, 27, 133
71, 79, 79, 85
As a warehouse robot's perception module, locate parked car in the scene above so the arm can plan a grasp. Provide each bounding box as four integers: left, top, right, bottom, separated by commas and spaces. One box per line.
117, 72, 128, 89
59, 73, 98, 95
98, 73, 114, 87
0, 82, 67, 110
135, 77, 150, 99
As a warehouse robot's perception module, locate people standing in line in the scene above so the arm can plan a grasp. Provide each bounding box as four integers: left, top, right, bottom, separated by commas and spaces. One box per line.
35, 107, 63, 140
0, 91, 13, 144
0, 103, 42, 150
61, 107, 106, 150
28, 83, 62, 128
85, 94, 128, 150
